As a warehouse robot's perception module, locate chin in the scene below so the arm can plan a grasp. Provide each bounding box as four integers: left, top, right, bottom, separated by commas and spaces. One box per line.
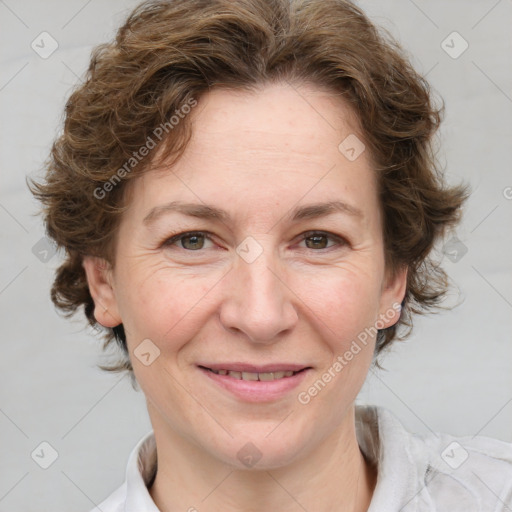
211, 427, 312, 471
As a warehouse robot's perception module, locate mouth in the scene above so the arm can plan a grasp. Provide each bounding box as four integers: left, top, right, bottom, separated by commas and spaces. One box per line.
198, 365, 309, 381
197, 363, 312, 402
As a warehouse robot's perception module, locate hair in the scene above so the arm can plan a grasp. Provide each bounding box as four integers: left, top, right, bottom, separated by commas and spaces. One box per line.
29, 0, 468, 377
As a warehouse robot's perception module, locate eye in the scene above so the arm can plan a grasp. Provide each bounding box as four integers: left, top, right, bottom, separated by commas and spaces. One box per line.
298, 231, 346, 250
161, 230, 347, 253
162, 231, 215, 251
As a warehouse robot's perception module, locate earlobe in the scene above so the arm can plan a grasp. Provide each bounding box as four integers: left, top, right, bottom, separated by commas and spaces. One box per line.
82, 256, 122, 328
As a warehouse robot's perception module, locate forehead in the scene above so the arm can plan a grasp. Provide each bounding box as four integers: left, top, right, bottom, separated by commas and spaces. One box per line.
178, 82, 365, 169
129, 82, 378, 225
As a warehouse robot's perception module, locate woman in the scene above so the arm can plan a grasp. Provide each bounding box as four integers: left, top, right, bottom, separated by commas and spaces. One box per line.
30, 0, 512, 510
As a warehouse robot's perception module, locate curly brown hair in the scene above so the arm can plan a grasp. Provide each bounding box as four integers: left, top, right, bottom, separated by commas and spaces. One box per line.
29, 0, 468, 376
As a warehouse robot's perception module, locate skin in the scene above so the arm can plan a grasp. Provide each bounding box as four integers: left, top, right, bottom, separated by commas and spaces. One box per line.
83, 81, 407, 511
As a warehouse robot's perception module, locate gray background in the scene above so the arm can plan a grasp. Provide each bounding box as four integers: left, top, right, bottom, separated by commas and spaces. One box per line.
1, 0, 511, 510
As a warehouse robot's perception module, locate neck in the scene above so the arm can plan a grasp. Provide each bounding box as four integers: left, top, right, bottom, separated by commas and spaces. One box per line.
148, 404, 377, 512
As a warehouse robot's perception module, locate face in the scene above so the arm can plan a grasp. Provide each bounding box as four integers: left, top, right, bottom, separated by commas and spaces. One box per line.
84, 82, 406, 469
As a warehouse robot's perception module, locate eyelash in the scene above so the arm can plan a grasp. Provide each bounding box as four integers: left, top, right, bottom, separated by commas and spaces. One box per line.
161, 230, 347, 252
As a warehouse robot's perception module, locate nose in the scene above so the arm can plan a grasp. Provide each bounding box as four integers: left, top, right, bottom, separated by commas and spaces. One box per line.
219, 242, 298, 344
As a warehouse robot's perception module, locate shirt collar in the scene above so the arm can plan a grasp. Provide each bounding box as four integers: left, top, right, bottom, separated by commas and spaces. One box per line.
124, 429, 160, 512
356, 405, 427, 511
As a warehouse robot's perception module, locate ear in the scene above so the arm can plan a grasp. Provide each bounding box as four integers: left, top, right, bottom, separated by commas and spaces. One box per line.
378, 265, 408, 329
82, 256, 122, 328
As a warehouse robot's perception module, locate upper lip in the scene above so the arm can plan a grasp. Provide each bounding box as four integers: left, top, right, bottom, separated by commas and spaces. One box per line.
198, 363, 310, 373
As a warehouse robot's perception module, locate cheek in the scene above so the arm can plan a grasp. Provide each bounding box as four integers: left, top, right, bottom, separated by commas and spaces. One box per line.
297, 264, 382, 341
304, 274, 379, 391
291, 270, 378, 424
116, 266, 215, 350
295, 268, 380, 390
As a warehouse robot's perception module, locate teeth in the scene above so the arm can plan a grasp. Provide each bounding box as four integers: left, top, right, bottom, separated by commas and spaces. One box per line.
209, 368, 298, 380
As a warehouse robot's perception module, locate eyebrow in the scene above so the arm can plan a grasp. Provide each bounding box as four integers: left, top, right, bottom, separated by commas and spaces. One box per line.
143, 199, 363, 226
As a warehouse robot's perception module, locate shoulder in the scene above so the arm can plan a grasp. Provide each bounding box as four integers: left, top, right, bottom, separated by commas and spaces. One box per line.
417, 428, 512, 509
358, 405, 512, 511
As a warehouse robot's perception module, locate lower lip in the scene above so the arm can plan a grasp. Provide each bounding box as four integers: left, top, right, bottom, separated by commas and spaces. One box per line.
199, 367, 310, 403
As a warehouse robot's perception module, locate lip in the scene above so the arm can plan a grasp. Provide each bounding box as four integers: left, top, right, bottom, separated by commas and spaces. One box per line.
198, 364, 311, 403
199, 362, 309, 373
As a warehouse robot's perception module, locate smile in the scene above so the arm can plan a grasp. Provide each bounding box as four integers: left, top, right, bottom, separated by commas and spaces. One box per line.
203, 367, 304, 381
197, 364, 311, 402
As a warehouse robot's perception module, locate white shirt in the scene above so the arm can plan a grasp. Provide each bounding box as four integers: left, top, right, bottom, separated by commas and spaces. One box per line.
91, 405, 512, 511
